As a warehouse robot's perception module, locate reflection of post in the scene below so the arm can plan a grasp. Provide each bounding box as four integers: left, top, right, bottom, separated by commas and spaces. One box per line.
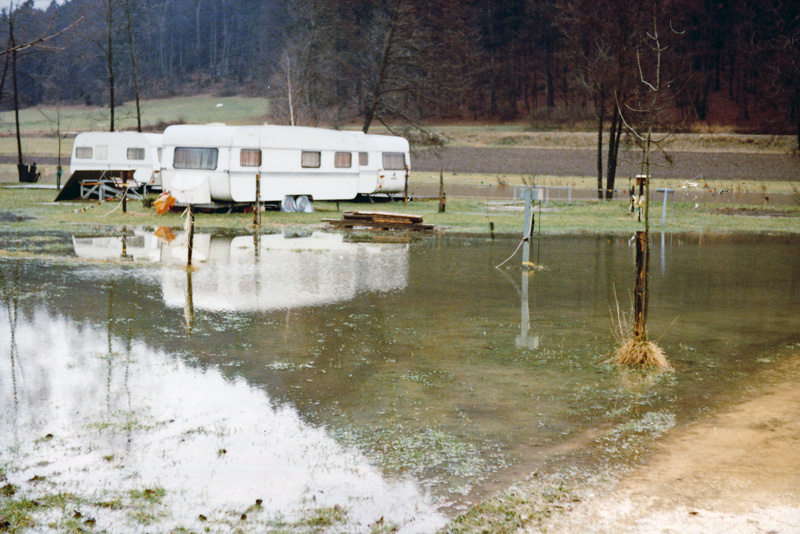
515, 271, 540, 350
634, 230, 647, 339
187, 205, 195, 266
184, 268, 194, 334
1, 264, 21, 443
120, 225, 130, 261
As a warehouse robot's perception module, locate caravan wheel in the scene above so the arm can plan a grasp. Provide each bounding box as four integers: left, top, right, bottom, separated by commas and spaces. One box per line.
295, 195, 313, 213
281, 196, 297, 212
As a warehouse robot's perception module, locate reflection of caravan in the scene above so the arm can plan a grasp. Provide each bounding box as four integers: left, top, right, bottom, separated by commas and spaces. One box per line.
160, 232, 409, 311
355, 133, 410, 196
72, 230, 164, 263
160, 124, 410, 206
55, 132, 163, 201
70, 230, 409, 312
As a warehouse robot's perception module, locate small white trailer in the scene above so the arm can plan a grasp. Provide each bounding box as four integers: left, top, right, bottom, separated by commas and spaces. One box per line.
56, 131, 163, 201
355, 133, 410, 196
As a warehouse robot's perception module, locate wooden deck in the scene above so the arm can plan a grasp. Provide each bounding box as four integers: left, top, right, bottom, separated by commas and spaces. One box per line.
323, 211, 434, 232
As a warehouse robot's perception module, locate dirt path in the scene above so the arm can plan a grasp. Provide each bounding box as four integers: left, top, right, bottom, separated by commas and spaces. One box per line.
533, 355, 800, 533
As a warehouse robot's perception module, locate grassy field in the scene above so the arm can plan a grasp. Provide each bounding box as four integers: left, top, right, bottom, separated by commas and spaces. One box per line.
1, 188, 797, 253
0, 96, 271, 136
1, 96, 796, 154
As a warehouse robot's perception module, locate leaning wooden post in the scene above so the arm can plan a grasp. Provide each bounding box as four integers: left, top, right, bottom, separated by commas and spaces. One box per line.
438, 167, 445, 213
633, 230, 647, 340
187, 205, 195, 267
253, 172, 261, 227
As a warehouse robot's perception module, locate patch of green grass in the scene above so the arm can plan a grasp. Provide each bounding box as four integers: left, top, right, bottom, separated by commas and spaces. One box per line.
441, 474, 577, 534
0, 188, 798, 266
0, 96, 271, 136
302, 505, 347, 529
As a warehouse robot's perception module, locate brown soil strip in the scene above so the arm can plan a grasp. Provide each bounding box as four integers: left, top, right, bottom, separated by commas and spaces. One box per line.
533, 354, 800, 533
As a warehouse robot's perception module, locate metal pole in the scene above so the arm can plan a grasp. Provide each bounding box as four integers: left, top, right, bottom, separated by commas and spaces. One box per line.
661, 190, 668, 226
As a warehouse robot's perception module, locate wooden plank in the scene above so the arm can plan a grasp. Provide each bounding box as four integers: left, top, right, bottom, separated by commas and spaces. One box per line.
342, 211, 424, 223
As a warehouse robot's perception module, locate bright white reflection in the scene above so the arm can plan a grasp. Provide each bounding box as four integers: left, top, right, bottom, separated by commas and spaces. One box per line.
73, 230, 409, 312
0, 307, 446, 533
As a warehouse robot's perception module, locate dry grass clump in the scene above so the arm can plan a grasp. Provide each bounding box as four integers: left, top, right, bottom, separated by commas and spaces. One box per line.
610, 290, 671, 370
614, 337, 671, 370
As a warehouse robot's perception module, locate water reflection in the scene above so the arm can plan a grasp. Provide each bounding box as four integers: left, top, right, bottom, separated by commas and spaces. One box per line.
0, 299, 445, 533
2, 232, 799, 528
74, 230, 410, 312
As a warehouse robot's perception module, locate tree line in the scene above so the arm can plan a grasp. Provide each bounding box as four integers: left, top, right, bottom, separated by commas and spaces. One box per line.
2, 0, 799, 192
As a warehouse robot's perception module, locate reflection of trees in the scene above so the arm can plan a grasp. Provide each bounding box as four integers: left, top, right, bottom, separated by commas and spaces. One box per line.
0, 262, 21, 445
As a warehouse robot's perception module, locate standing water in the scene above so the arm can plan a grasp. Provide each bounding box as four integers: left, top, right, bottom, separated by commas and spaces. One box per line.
1, 230, 799, 533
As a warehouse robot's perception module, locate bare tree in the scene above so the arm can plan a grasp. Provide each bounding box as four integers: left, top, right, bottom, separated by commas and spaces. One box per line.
124, 0, 142, 132
561, 0, 648, 199
614, 6, 682, 368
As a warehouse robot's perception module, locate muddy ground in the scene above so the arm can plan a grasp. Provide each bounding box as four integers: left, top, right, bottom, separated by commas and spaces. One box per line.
527, 354, 800, 534
413, 147, 800, 181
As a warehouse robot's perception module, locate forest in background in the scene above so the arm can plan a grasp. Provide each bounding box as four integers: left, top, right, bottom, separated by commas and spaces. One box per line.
1, 0, 797, 131
1, 0, 798, 195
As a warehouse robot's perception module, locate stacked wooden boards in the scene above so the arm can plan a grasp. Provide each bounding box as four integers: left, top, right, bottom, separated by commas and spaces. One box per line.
324, 211, 434, 232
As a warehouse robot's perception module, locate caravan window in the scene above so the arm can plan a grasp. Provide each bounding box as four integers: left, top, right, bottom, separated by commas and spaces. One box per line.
334, 152, 352, 168
301, 151, 321, 168
382, 153, 405, 170
127, 147, 146, 161
174, 147, 218, 170
359, 152, 369, 166
75, 147, 93, 159
240, 149, 261, 167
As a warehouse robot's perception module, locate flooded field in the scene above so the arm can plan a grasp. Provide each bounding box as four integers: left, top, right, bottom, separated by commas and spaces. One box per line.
1, 230, 799, 533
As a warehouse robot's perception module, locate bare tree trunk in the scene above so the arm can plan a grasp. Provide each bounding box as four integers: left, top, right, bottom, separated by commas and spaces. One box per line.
362, 0, 401, 133
545, 40, 555, 109
124, 0, 142, 132
796, 85, 800, 152
107, 0, 115, 132
596, 92, 605, 199
605, 104, 622, 199
12, 32, 22, 167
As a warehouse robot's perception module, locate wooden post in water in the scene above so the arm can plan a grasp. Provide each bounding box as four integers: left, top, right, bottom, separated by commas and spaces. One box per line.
253, 172, 261, 227
438, 167, 445, 213
633, 230, 647, 340
187, 205, 195, 267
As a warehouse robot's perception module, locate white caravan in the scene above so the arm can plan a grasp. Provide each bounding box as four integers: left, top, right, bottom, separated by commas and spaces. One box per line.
69, 131, 163, 189
161, 124, 368, 206
355, 133, 410, 196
